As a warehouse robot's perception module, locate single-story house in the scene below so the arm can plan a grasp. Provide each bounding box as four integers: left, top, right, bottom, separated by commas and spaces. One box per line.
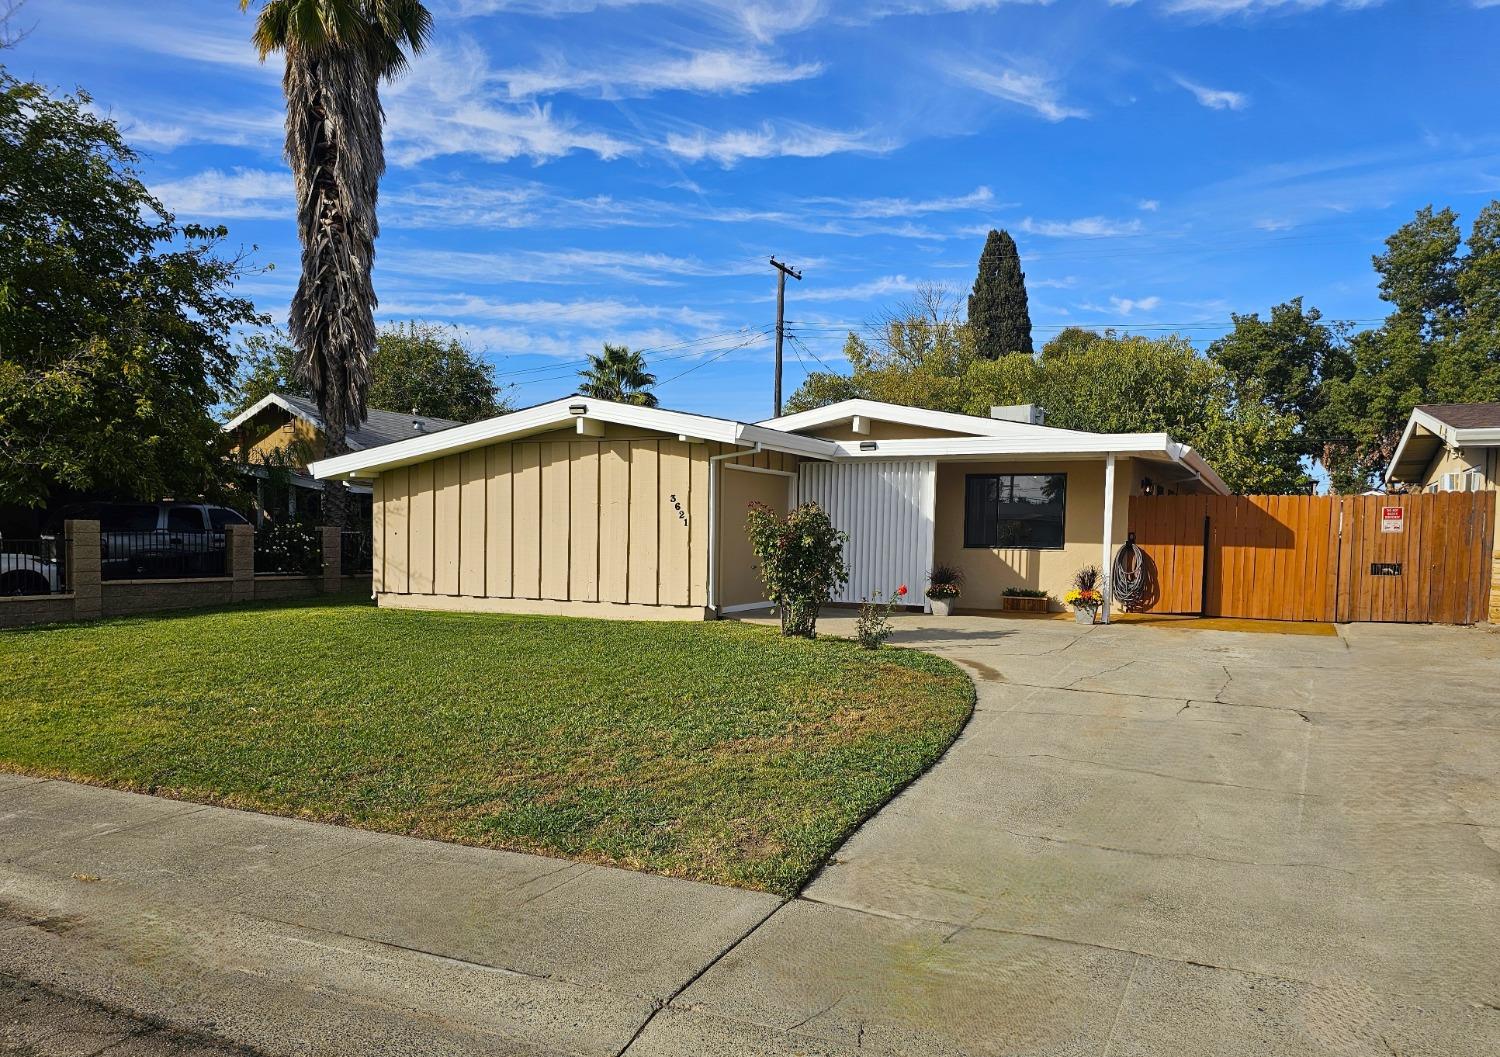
308, 396, 1228, 619
1385, 402, 1500, 494
223, 392, 461, 524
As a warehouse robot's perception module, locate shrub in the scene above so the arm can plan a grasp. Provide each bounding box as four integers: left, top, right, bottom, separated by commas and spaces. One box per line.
745, 502, 849, 638
1002, 587, 1048, 598
925, 563, 965, 600
254, 519, 322, 576
856, 584, 908, 649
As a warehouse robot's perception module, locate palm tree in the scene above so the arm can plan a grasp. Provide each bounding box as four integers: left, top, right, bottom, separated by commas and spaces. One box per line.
578, 343, 659, 407
243, 0, 430, 524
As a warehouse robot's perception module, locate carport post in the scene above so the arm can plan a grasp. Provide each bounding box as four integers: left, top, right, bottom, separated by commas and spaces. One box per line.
1100, 453, 1116, 624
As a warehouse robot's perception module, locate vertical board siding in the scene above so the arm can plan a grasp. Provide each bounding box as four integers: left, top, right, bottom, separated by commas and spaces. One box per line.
434, 454, 462, 596
512, 444, 542, 599
628, 442, 660, 605
385, 466, 410, 594
598, 441, 632, 603
798, 460, 937, 605
485, 444, 513, 598
458, 450, 487, 595
408, 460, 435, 594
569, 442, 599, 602
540, 442, 571, 600
371, 474, 386, 593
658, 440, 692, 606
1130, 492, 1494, 624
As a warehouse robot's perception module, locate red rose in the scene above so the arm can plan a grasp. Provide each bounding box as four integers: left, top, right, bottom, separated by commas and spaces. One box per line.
897, 584, 908, 596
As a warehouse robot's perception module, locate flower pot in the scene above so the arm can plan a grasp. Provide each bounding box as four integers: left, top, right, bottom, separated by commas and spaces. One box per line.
1001, 595, 1050, 614
930, 596, 955, 617
1074, 606, 1097, 625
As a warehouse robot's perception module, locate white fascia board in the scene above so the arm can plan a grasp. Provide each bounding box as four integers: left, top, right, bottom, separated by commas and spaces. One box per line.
309, 398, 836, 479
221, 393, 320, 434
1454, 427, 1500, 445
1175, 445, 1231, 495
761, 399, 1055, 439
829, 432, 1177, 459
1383, 407, 1461, 483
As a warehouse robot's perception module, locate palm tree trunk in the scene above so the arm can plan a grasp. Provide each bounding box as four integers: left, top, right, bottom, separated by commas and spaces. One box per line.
281, 43, 384, 529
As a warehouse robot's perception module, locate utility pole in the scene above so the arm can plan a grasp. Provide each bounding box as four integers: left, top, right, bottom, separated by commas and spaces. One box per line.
769, 257, 802, 417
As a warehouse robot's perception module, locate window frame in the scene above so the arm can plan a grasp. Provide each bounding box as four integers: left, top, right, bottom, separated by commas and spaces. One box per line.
962, 472, 1068, 551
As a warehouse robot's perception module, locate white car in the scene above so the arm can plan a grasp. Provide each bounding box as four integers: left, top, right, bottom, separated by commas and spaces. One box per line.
0, 546, 61, 596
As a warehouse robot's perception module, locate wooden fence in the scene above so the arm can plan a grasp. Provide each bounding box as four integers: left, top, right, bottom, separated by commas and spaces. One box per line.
1127, 492, 1496, 624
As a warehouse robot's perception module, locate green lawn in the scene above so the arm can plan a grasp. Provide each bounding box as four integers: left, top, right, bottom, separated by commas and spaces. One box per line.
0, 599, 972, 894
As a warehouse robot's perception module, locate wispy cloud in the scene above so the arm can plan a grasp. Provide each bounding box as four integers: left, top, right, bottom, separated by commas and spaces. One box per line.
1107, 295, 1162, 314
951, 65, 1087, 122
499, 49, 823, 98
443, 0, 827, 42
382, 40, 634, 165
151, 168, 293, 220
1138, 199, 1161, 211
382, 247, 763, 286
664, 122, 894, 166
1145, 0, 1384, 18
1018, 216, 1144, 237
1174, 75, 1250, 110
803, 187, 996, 218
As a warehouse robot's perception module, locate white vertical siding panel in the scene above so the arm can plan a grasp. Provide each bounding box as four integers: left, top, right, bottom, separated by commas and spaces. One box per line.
797, 460, 936, 605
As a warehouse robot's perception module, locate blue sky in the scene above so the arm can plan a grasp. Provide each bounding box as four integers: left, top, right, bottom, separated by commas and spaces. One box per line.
14, 0, 1500, 421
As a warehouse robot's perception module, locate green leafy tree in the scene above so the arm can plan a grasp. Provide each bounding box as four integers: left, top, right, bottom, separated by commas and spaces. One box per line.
579, 343, 658, 406
0, 73, 262, 508
1207, 298, 1352, 464
368, 321, 507, 422
744, 502, 849, 639
967, 229, 1033, 358
234, 327, 307, 410
1319, 202, 1500, 490
244, 0, 432, 525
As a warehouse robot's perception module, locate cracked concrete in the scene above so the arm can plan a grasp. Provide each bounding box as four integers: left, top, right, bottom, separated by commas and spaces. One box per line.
2, 615, 1498, 1055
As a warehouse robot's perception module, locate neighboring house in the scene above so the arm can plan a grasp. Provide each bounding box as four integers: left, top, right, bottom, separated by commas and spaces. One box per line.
309, 396, 1228, 619
223, 392, 461, 525
1385, 402, 1500, 494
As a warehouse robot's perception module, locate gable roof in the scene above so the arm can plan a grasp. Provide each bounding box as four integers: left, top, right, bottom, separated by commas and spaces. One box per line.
307, 396, 838, 479
1385, 403, 1500, 484
222, 393, 463, 451
762, 399, 1057, 438
306, 393, 1229, 494
1415, 402, 1500, 431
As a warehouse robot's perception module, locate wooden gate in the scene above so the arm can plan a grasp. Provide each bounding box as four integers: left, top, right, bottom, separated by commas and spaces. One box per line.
1127, 492, 1495, 624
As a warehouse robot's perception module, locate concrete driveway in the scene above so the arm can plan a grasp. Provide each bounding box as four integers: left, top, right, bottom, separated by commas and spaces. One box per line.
3, 616, 1497, 1055
636, 613, 1500, 1055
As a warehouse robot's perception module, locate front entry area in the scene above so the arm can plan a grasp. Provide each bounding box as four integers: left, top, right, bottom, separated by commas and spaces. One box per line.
1128, 492, 1496, 624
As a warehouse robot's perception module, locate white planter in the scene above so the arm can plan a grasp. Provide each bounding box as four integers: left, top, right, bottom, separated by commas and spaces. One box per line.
1074, 606, 1097, 625
930, 596, 955, 617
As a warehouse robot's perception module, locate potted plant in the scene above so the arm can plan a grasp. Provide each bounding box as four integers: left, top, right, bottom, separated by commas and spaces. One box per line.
1001, 587, 1050, 614
1064, 565, 1105, 625
925, 564, 964, 617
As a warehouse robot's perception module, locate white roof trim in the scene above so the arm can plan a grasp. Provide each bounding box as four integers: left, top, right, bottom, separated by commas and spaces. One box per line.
831, 434, 1230, 494
309, 397, 838, 479
761, 399, 1057, 438
222, 393, 322, 435
1384, 407, 1500, 483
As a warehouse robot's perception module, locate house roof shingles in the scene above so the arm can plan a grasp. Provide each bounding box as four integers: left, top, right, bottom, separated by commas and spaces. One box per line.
278, 393, 462, 450
1414, 402, 1500, 431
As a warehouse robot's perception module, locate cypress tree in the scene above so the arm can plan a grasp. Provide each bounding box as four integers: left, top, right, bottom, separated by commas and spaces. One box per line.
968, 229, 1034, 357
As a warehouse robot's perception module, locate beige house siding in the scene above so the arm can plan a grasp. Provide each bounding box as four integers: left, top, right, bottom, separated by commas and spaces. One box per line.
371, 428, 796, 618
1419, 445, 1499, 491
718, 466, 792, 608
932, 458, 1135, 610
231, 411, 325, 467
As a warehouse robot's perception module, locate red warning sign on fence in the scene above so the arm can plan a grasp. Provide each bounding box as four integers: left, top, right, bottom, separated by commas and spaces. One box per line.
1380, 506, 1405, 533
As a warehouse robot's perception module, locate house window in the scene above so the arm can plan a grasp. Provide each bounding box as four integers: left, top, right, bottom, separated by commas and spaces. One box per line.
964, 473, 1067, 549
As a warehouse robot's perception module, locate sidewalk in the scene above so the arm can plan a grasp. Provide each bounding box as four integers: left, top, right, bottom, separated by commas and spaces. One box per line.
0, 775, 779, 1056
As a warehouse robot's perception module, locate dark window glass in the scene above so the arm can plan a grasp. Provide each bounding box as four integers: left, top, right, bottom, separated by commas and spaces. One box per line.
100, 505, 159, 532
963, 474, 1067, 549
167, 508, 203, 533
208, 507, 247, 530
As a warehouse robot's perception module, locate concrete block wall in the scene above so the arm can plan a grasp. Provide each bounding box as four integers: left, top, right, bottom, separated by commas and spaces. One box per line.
0, 521, 370, 630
